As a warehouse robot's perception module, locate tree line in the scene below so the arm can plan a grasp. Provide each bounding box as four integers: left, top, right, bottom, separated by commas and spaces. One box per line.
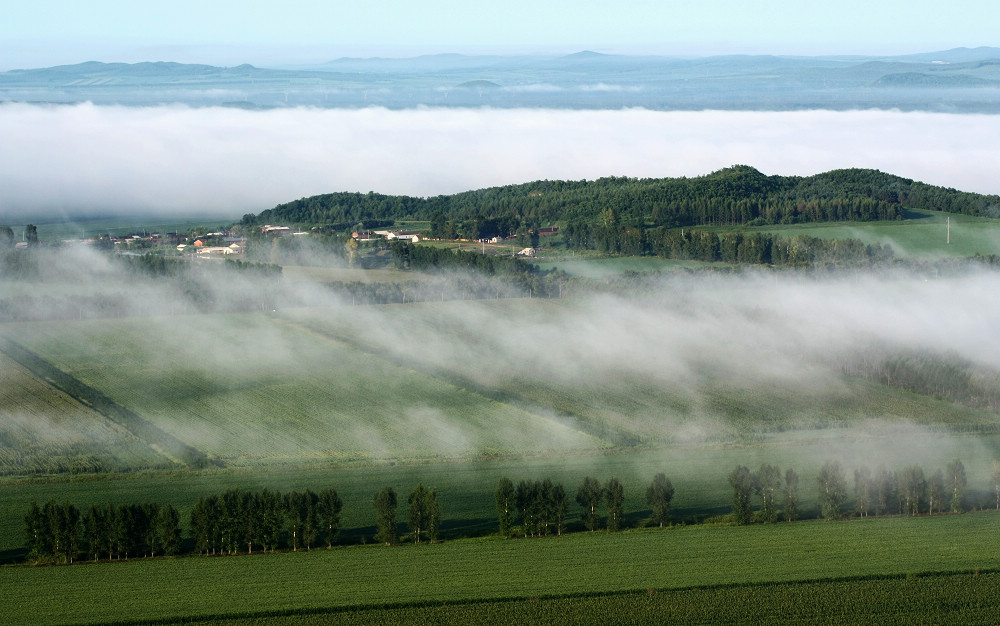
241, 166, 1000, 238
189, 488, 344, 555
565, 224, 895, 267
494, 473, 675, 537
728, 459, 981, 524
25, 500, 182, 564
371, 484, 441, 545
22, 461, 1000, 565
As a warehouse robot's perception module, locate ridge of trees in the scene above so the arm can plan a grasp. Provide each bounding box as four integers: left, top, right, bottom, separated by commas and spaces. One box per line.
241, 167, 1000, 238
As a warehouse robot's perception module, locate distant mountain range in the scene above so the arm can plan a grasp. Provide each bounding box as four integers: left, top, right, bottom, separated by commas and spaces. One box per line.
2, 48, 999, 112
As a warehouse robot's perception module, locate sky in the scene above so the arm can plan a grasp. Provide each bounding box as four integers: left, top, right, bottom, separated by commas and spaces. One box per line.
2, 1, 999, 219
2, 0, 998, 69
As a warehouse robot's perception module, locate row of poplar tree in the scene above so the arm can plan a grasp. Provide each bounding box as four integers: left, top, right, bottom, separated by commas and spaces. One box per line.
493, 473, 676, 537
25, 501, 182, 564
189, 488, 344, 555
728, 459, 972, 525
24, 483, 447, 564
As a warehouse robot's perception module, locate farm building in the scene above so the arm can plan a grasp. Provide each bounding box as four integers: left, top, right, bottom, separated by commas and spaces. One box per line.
197, 246, 234, 255
261, 225, 291, 235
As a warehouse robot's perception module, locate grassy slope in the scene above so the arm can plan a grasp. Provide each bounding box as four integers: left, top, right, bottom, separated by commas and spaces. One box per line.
1, 314, 604, 465
0, 353, 168, 474
1, 513, 998, 625
741, 208, 1000, 259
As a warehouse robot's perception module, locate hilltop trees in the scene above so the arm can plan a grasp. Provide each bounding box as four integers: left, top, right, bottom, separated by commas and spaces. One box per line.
246, 166, 993, 239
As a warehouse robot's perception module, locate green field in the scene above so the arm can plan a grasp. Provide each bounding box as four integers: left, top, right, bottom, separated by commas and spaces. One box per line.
0, 353, 170, 474
5, 218, 1000, 622
745, 209, 1000, 259
1, 313, 603, 467
2, 512, 997, 625
205, 573, 1000, 625
9, 300, 996, 475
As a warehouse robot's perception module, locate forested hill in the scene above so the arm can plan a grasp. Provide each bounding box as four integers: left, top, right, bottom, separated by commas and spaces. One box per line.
242, 167, 1000, 239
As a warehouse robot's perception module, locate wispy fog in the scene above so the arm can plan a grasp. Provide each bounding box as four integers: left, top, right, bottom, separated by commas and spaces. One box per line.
2, 104, 999, 219
4, 244, 1000, 471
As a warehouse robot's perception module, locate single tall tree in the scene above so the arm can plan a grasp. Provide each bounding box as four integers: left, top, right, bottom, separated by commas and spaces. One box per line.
873, 465, 895, 516
373, 486, 398, 545
927, 469, 945, 515
604, 477, 625, 532
992, 460, 1000, 510
728, 465, 754, 525
517, 480, 539, 536
646, 473, 675, 528
408, 483, 429, 543
317, 488, 344, 548
156, 504, 182, 556
817, 460, 847, 520
756, 464, 782, 524
854, 466, 872, 518
897, 465, 926, 516
576, 476, 603, 531
495, 477, 516, 538
946, 459, 967, 513
551, 483, 569, 535
426, 489, 441, 543
285, 491, 307, 552
83, 503, 105, 562
782, 468, 799, 522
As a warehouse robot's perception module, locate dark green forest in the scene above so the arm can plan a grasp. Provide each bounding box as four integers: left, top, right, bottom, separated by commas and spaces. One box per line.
242, 166, 1000, 241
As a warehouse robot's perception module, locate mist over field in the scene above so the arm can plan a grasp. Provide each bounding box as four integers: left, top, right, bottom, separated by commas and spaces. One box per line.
3, 104, 1000, 219
5, 242, 1000, 472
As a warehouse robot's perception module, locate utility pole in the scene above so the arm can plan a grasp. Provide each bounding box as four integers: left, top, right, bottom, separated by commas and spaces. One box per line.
947, 216, 951, 244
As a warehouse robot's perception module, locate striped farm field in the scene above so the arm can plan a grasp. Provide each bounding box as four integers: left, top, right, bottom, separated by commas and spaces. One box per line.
281, 300, 1000, 446
1, 512, 998, 625
205, 572, 1000, 625
0, 352, 169, 475
1, 313, 606, 467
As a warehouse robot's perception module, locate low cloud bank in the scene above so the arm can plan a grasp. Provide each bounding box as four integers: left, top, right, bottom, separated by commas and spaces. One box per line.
1, 104, 999, 219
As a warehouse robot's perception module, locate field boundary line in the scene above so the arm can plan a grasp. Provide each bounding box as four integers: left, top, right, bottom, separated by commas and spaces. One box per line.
81, 568, 1000, 625
0, 334, 215, 470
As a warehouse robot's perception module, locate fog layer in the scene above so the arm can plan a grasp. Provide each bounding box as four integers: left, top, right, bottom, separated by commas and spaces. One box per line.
2, 104, 999, 219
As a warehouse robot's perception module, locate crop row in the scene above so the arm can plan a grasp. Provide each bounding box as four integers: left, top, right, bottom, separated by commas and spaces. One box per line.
197, 572, 1000, 625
